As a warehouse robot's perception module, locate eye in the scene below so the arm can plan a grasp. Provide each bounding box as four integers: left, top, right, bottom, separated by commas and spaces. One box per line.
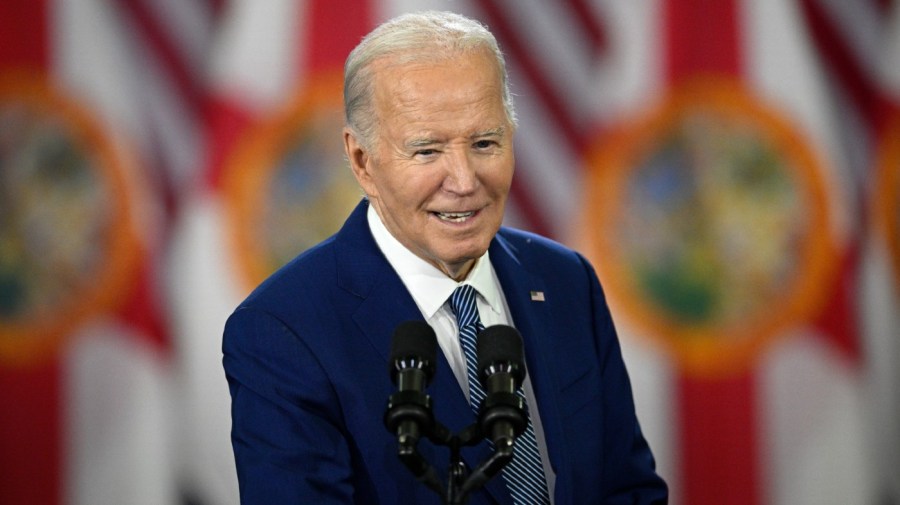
473, 139, 497, 150
412, 148, 440, 161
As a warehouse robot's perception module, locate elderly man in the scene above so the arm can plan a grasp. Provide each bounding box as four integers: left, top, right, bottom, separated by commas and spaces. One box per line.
223, 10, 667, 505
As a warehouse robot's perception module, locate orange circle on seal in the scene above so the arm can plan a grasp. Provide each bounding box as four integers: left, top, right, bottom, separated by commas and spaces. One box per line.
222, 73, 362, 290
579, 78, 837, 376
873, 113, 900, 288
0, 72, 142, 366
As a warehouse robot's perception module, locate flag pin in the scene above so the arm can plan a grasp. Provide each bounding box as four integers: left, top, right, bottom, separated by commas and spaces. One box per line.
530, 291, 545, 302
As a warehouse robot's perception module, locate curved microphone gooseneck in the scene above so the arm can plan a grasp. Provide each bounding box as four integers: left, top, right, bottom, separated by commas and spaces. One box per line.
385, 322, 529, 505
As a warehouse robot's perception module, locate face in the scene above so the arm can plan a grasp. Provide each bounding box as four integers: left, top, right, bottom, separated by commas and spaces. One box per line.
344, 49, 515, 281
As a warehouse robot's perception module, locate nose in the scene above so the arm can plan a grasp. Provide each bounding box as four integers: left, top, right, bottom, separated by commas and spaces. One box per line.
442, 150, 478, 194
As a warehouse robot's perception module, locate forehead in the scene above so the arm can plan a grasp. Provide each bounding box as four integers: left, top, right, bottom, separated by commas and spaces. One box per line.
370, 49, 508, 135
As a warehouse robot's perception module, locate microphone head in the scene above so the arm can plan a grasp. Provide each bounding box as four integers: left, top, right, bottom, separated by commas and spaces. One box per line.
476, 325, 526, 384
389, 320, 437, 383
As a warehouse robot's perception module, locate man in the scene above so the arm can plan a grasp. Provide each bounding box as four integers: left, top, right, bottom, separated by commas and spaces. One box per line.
223, 10, 667, 504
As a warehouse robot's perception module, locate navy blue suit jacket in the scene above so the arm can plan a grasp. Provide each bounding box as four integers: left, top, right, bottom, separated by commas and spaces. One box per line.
223, 200, 667, 504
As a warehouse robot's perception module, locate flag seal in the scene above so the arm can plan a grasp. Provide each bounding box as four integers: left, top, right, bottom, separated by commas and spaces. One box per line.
579, 77, 838, 376
222, 72, 361, 290
0, 71, 142, 366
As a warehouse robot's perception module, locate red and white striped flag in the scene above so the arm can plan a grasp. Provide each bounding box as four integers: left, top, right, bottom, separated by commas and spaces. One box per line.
0, 0, 217, 503
0, 0, 211, 505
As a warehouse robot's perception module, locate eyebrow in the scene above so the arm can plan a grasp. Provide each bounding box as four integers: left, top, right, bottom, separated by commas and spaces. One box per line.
404, 127, 507, 150
405, 137, 441, 149
471, 127, 505, 139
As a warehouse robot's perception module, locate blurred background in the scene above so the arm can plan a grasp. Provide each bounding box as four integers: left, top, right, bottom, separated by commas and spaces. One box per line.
1, 0, 898, 504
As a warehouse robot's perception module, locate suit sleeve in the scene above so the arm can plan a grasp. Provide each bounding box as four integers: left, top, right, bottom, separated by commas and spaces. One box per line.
222, 305, 359, 504
579, 253, 669, 504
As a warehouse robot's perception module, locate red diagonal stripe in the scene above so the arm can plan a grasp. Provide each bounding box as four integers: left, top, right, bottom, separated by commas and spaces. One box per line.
567, 0, 608, 55
114, 262, 170, 352
475, 0, 586, 153
470, 1, 578, 237
207, 0, 227, 18
304, 0, 372, 75
797, 0, 877, 366
875, 0, 895, 14
114, 0, 205, 117
798, 0, 893, 135
205, 96, 255, 190
811, 244, 863, 362
0, 0, 48, 69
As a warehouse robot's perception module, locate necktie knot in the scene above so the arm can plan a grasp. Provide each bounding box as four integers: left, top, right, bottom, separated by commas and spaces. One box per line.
449, 285, 481, 330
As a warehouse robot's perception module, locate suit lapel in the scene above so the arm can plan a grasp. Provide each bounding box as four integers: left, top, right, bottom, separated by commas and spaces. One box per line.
335, 200, 512, 504
489, 233, 567, 500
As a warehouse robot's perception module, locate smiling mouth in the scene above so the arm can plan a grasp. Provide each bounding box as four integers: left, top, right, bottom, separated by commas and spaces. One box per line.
434, 210, 476, 223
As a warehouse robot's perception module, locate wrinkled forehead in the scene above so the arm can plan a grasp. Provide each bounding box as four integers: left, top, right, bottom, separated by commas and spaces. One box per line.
373, 45, 500, 85
370, 48, 503, 107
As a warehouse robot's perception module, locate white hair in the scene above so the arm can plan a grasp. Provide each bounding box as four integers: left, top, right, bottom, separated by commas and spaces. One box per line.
343, 10, 517, 151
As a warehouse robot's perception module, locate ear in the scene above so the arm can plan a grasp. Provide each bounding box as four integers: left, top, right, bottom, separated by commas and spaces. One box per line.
344, 127, 378, 197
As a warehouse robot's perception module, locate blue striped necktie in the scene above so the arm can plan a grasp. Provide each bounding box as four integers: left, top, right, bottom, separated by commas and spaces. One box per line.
449, 285, 551, 505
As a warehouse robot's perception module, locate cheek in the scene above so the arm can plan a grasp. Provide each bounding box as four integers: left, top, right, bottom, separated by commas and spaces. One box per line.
395, 171, 445, 201
376, 172, 433, 213
484, 163, 515, 196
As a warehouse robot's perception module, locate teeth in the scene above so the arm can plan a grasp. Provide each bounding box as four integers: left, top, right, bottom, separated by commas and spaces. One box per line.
435, 211, 474, 222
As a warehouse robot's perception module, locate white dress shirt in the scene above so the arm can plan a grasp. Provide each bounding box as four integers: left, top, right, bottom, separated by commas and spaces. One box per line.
367, 204, 556, 499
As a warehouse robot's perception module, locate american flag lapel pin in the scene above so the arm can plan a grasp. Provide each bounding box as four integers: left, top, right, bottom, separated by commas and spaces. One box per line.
530, 290, 545, 302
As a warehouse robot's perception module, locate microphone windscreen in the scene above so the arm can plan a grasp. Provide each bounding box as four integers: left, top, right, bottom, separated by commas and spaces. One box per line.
389, 320, 438, 378
476, 325, 525, 379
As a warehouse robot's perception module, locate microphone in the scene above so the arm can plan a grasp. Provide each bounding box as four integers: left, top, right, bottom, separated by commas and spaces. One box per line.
388, 321, 437, 395
384, 322, 528, 501
476, 325, 528, 449
384, 321, 438, 463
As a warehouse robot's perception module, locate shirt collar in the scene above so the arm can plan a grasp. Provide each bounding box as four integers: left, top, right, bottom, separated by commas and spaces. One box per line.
366, 203, 503, 319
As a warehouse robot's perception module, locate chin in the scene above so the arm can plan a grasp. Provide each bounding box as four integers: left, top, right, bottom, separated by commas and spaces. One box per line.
449, 244, 491, 265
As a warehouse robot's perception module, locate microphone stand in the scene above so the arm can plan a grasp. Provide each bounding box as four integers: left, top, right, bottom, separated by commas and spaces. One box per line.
384, 390, 524, 504
385, 322, 530, 504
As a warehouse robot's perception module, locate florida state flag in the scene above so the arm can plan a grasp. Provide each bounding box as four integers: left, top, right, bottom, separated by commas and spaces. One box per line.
0, 0, 191, 503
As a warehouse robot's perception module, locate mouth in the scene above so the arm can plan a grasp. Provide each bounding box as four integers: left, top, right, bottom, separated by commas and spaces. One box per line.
433, 210, 477, 223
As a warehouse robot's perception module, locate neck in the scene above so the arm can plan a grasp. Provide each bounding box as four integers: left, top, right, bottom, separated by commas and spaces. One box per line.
438, 259, 476, 282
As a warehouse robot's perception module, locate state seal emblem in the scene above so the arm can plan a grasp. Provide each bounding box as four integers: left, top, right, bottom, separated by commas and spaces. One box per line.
222, 73, 361, 289
580, 79, 838, 375
0, 72, 142, 365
